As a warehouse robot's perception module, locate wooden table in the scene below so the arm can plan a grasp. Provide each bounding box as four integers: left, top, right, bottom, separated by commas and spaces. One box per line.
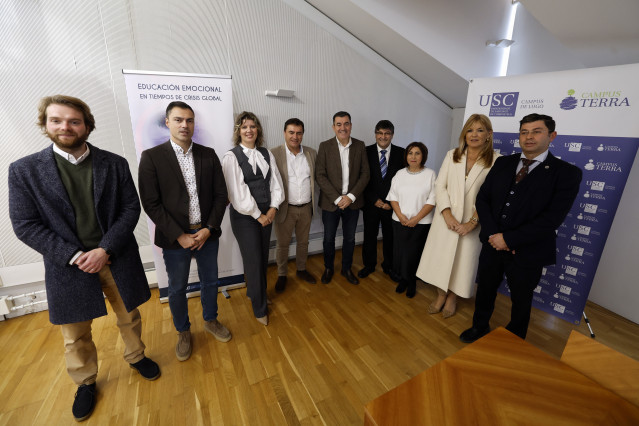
561, 330, 639, 407
364, 327, 639, 425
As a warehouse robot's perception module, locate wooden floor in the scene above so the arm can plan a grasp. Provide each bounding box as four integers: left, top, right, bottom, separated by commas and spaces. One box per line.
1, 245, 638, 425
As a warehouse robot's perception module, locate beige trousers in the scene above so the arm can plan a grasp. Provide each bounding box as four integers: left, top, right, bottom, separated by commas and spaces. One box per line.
274, 203, 313, 276
59, 266, 145, 385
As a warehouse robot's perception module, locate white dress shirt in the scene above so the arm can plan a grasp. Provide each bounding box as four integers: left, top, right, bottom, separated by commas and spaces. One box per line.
286, 145, 312, 205
53, 143, 91, 165
222, 145, 285, 219
334, 138, 356, 205
170, 140, 202, 225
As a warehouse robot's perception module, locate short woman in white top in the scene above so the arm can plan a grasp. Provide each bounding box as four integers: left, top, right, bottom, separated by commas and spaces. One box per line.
415, 114, 498, 318
386, 142, 436, 298
222, 111, 284, 326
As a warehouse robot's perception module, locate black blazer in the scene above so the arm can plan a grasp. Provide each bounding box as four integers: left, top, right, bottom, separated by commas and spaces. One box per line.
476, 152, 582, 267
138, 141, 228, 249
363, 143, 405, 206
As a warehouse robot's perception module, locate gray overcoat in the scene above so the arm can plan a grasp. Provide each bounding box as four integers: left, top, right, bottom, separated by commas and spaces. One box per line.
8, 143, 150, 325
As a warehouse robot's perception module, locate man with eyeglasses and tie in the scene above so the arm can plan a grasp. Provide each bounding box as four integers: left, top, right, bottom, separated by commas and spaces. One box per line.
460, 113, 582, 343
358, 120, 405, 281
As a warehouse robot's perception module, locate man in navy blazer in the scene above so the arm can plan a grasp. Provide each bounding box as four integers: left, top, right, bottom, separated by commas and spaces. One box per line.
460, 113, 582, 342
358, 120, 405, 280
9, 95, 158, 421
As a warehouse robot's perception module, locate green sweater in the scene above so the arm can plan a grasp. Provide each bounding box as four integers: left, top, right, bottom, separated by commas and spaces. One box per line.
54, 153, 103, 250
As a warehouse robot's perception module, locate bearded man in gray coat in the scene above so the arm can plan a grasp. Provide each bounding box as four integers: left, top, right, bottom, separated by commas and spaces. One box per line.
9, 95, 159, 422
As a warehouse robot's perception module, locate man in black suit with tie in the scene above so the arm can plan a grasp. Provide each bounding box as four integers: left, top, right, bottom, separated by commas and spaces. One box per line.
358, 120, 405, 280
460, 113, 582, 342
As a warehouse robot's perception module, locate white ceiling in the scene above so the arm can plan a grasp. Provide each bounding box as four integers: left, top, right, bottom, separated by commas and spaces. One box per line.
520, 0, 639, 68
306, 0, 639, 108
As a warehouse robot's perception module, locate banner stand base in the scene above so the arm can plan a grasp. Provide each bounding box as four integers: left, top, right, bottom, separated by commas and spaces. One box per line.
582, 310, 596, 338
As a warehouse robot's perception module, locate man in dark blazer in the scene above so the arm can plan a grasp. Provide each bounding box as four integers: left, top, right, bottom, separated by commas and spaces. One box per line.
315, 111, 370, 285
9, 95, 159, 421
358, 120, 405, 280
460, 113, 582, 342
271, 118, 318, 292
138, 101, 230, 363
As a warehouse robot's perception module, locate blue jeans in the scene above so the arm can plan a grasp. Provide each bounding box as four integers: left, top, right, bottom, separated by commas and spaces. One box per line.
162, 231, 219, 332
322, 207, 359, 271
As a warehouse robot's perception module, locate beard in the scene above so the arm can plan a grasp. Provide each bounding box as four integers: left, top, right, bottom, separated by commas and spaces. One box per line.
47, 130, 87, 151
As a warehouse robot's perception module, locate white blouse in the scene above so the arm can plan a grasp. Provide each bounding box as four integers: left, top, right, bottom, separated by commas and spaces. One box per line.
386, 167, 437, 225
222, 146, 285, 219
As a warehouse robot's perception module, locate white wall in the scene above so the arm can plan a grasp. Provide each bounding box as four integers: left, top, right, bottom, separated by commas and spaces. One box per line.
588, 151, 639, 324
0, 0, 452, 314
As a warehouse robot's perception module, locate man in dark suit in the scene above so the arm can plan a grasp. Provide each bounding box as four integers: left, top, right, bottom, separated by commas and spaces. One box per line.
9, 95, 159, 421
138, 101, 231, 363
315, 111, 370, 284
358, 120, 405, 280
460, 113, 582, 342
271, 118, 318, 292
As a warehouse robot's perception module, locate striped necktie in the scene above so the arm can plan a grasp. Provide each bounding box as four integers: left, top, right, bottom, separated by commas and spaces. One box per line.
380, 149, 388, 179
515, 158, 535, 183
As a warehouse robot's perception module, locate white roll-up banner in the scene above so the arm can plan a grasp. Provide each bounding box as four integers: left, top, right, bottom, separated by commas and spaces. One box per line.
123, 70, 244, 302
465, 63, 639, 324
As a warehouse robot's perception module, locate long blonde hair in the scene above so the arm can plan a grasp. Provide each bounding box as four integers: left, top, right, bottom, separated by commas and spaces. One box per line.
452, 114, 494, 166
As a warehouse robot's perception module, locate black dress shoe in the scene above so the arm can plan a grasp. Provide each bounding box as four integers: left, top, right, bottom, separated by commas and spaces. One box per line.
130, 357, 161, 380
321, 268, 333, 284
341, 269, 359, 285
72, 383, 97, 421
459, 327, 490, 344
296, 270, 316, 284
406, 286, 416, 299
358, 267, 374, 278
275, 276, 287, 293
395, 281, 407, 294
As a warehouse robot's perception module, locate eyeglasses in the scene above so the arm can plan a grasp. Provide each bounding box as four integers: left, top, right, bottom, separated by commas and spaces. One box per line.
375, 131, 393, 137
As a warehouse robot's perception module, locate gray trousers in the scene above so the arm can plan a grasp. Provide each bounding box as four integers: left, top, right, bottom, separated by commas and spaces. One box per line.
229, 206, 271, 318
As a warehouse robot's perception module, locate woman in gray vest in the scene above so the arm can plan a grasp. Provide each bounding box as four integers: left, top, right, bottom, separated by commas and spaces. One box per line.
222, 111, 284, 325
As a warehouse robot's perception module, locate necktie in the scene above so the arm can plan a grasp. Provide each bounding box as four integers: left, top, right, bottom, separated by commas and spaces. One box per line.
380, 150, 388, 179
515, 158, 535, 183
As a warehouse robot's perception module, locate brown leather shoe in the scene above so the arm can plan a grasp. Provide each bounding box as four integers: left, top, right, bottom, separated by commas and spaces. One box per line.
296, 270, 316, 284
341, 269, 359, 285
275, 276, 287, 293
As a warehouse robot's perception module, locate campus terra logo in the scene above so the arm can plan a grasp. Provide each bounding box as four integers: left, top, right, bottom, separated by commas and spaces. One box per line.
559, 89, 578, 110
479, 92, 519, 117
560, 88, 630, 110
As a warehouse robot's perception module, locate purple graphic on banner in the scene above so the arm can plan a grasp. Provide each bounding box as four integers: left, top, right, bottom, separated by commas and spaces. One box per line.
491, 132, 639, 324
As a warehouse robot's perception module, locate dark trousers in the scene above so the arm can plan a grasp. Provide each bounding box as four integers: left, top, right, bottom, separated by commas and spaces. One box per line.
362, 205, 394, 271
392, 221, 430, 291
472, 245, 543, 339
162, 230, 220, 332
230, 206, 272, 318
321, 207, 359, 271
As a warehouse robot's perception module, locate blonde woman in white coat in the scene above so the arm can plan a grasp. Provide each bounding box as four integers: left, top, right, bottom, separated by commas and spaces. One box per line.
416, 114, 498, 318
